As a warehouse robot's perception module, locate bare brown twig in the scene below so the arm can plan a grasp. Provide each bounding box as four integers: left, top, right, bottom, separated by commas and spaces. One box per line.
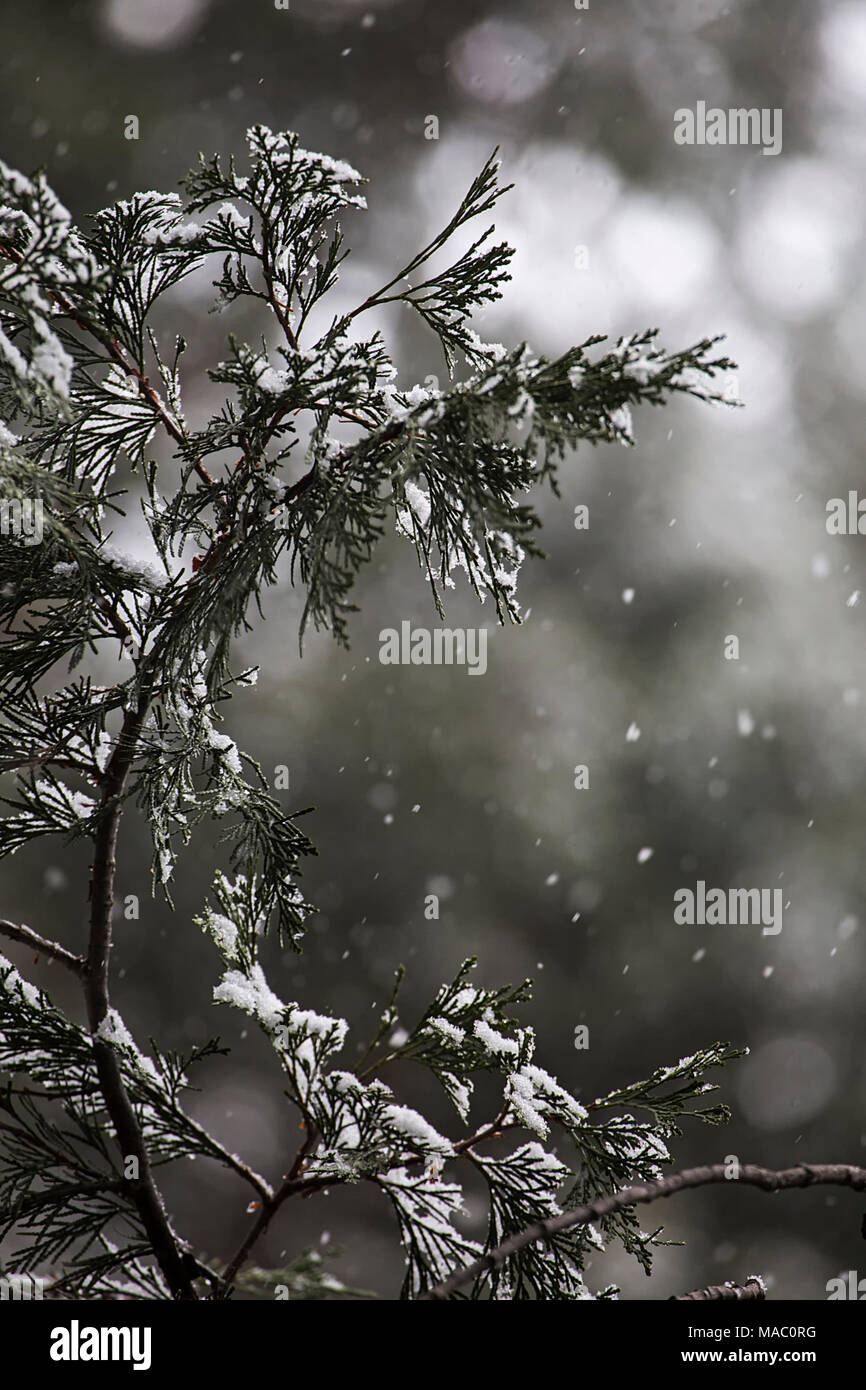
0, 919, 86, 977
671, 1276, 766, 1301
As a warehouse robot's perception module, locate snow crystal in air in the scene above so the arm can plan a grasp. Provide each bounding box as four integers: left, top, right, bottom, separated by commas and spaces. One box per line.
811, 553, 830, 579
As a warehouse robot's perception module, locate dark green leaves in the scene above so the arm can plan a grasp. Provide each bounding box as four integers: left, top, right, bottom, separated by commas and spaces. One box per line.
0, 129, 744, 1301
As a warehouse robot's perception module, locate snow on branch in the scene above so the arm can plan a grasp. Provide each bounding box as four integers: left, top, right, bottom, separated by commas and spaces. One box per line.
421, 1164, 866, 1300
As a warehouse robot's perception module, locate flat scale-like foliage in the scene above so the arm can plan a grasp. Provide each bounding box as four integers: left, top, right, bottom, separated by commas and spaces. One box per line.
0, 127, 742, 1299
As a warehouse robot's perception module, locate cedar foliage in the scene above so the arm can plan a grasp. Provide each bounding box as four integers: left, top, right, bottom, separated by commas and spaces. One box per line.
0, 128, 741, 1299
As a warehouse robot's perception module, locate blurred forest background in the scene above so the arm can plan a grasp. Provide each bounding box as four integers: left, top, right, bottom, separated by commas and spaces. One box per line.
2, 0, 866, 1299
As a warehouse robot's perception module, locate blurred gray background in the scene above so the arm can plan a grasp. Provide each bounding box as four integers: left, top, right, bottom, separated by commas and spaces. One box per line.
2, 0, 866, 1299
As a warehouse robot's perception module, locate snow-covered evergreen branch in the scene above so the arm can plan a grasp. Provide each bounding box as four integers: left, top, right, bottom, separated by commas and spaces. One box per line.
0, 127, 756, 1300
421, 1164, 866, 1300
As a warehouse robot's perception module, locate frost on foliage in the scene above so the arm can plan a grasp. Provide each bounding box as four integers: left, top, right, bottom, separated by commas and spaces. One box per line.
503, 1063, 589, 1138
0, 771, 96, 856
196, 870, 269, 966
206, 944, 708, 1296
0, 131, 742, 1299
57, 366, 159, 490
472, 1143, 592, 1301
88, 191, 206, 361
184, 124, 367, 321
96, 1009, 161, 1084
378, 1168, 481, 1299
390, 958, 533, 1121
300, 1072, 458, 1187
214, 963, 286, 1033
1, 956, 43, 1013
562, 1041, 743, 1275
138, 658, 314, 941
0, 951, 257, 1294
0, 161, 99, 411
99, 539, 169, 594
210, 952, 453, 1172
167, 648, 244, 782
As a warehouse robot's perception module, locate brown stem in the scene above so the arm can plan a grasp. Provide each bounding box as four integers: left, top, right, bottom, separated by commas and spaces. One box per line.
83, 691, 197, 1301
180, 1114, 273, 1204
218, 1103, 515, 1298
96, 595, 132, 647
0, 919, 86, 977
217, 1171, 332, 1296
671, 1276, 766, 1301
421, 1162, 866, 1301
454, 1109, 512, 1157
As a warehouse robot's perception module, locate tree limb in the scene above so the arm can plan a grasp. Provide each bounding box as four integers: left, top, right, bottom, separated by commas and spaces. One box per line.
0, 919, 86, 977
671, 1276, 766, 1301
421, 1162, 866, 1301
83, 689, 198, 1301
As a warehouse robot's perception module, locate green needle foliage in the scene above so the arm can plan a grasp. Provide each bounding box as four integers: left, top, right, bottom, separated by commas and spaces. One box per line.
0, 126, 742, 1300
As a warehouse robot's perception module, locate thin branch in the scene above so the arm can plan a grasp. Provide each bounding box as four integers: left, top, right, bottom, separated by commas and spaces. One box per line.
216, 1174, 325, 1297
0, 919, 86, 977
343, 152, 510, 327
421, 1162, 866, 1301
260, 217, 298, 351
304, 401, 380, 432
179, 1114, 273, 1204
216, 1115, 322, 1297
217, 1191, 282, 1295
671, 1276, 766, 1301
85, 334, 217, 489
95, 595, 132, 648
454, 1109, 513, 1158
217, 1106, 516, 1299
